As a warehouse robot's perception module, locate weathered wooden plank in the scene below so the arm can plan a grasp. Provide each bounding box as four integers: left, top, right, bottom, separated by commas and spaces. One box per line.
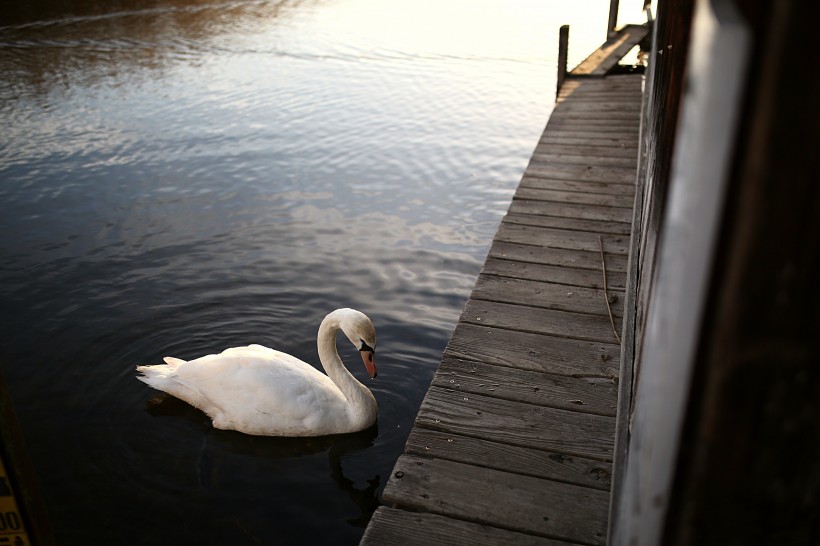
515, 186, 635, 208
462, 299, 622, 345
541, 126, 640, 138
561, 77, 643, 90
530, 152, 638, 168
383, 456, 610, 544
534, 142, 639, 159
415, 388, 616, 460
571, 24, 649, 76
545, 115, 640, 127
558, 87, 642, 98
540, 130, 640, 143
494, 223, 630, 255
471, 275, 625, 318
482, 256, 627, 290
509, 199, 634, 223
508, 199, 633, 224
361, 507, 581, 546
503, 212, 632, 236
538, 135, 639, 149
444, 322, 620, 378
556, 91, 642, 101
489, 240, 629, 273
526, 164, 637, 184
551, 101, 640, 114
552, 101, 642, 113
520, 175, 635, 197
432, 358, 618, 416
547, 115, 641, 127
405, 429, 612, 492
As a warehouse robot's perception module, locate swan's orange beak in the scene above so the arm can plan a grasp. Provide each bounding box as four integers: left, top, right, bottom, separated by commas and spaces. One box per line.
361, 351, 377, 379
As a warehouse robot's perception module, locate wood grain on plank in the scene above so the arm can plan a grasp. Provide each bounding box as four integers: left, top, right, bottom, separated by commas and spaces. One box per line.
557, 90, 642, 101
529, 152, 638, 168
526, 164, 637, 184
432, 357, 618, 416
471, 275, 625, 318
443, 322, 620, 378
508, 199, 634, 223
534, 142, 639, 159
482, 256, 627, 290
461, 299, 622, 345
552, 100, 642, 112
383, 456, 609, 544
538, 135, 639, 149
489, 240, 629, 273
541, 123, 640, 135
415, 388, 616, 460
520, 176, 635, 196
570, 25, 649, 76
495, 223, 631, 254
361, 507, 583, 546
404, 428, 612, 492
502, 212, 632, 236
515, 186, 635, 208
539, 129, 641, 142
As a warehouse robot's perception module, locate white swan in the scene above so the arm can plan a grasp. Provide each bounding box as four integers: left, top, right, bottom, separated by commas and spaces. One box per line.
136, 308, 378, 436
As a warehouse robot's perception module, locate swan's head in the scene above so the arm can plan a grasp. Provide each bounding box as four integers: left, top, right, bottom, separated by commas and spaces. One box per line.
338, 308, 377, 379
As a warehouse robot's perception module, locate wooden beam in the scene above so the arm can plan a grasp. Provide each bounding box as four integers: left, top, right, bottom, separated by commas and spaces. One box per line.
663, 0, 820, 543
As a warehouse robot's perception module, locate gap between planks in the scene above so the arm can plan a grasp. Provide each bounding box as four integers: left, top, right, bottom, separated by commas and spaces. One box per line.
502, 212, 632, 236
414, 387, 616, 461
461, 299, 623, 346
481, 256, 627, 291
383, 455, 610, 545
489, 240, 629, 274
514, 187, 635, 209
404, 428, 613, 491
443, 322, 620, 379
361, 507, 587, 546
519, 176, 636, 196
431, 357, 618, 417
470, 274, 625, 319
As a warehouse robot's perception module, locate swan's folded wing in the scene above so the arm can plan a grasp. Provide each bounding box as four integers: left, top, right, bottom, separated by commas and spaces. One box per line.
171, 351, 345, 434
219, 345, 318, 373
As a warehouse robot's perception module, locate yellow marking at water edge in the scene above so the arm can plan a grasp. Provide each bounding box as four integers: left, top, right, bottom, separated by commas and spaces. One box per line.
0, 455, 32, 545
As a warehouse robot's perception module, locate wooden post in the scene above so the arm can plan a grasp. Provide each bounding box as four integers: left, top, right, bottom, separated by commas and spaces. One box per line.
556, 25, 569, 99
608, 0, 620, 37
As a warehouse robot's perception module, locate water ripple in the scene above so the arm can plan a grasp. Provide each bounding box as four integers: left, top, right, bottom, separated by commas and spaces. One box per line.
0, 0, 629, 543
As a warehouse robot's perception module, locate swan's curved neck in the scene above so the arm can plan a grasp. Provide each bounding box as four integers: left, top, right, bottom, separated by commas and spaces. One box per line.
317, 311, 376, 426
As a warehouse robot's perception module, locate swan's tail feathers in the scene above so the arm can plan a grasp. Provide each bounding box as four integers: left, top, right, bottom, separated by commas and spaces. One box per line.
163, 356, 186, 367
136, 361, 206, 410
135, 363, 175, 387
135, 357, 185, 386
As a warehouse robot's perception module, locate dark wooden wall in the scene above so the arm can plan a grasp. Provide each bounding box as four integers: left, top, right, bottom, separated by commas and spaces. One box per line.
664, 0, 820, 543
631, 0, 694, 357
608, 0, 694, 537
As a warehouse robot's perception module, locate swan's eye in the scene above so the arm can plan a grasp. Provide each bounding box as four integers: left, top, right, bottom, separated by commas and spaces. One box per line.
359, 339, 375, 354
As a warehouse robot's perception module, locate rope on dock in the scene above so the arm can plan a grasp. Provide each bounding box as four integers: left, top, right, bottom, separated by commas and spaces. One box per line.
599, 235, 622, 344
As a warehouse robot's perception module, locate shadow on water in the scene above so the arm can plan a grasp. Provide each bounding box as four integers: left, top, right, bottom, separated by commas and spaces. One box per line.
145, 393, 381, 527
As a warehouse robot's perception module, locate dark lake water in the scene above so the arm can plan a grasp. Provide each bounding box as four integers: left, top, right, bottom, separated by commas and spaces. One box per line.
0, 0, 637, 543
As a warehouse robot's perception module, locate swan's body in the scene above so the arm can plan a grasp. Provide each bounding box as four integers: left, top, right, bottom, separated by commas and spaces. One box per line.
136, 308, 378, 436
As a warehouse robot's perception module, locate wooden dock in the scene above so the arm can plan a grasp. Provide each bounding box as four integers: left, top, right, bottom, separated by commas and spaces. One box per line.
361, 27, 645, 546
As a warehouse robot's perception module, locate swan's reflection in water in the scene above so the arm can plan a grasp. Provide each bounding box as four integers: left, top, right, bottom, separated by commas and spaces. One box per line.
146, 394, 381, 527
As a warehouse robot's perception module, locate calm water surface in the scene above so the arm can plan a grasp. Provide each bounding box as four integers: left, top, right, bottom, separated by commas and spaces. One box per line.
0, 1, 633, 543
